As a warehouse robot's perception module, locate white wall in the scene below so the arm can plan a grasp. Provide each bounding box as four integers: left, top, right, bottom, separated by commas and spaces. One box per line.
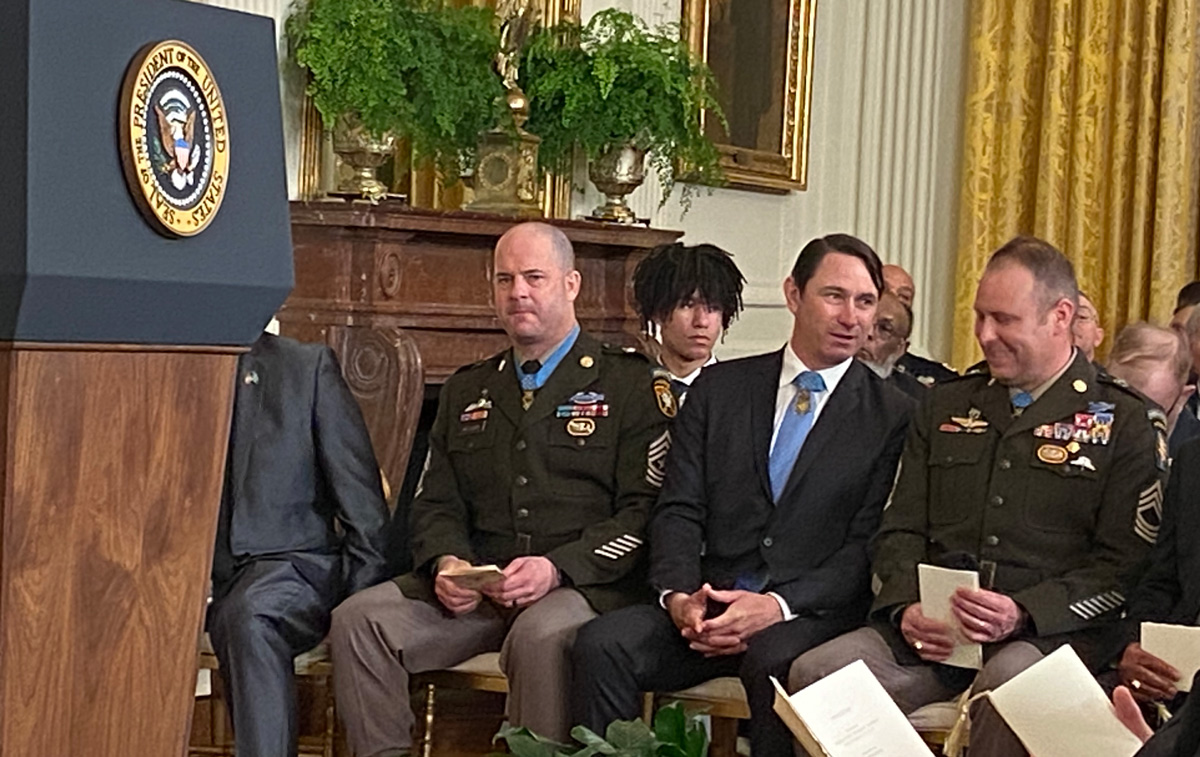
199, 0, 968, 363
190, 0, 304, 198
582, 0, 968, 362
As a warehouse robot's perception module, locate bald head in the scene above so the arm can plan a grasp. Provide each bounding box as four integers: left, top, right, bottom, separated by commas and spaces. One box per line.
496, 222, 575, 272
883, 264, 915, 307
492, 222, 581, 358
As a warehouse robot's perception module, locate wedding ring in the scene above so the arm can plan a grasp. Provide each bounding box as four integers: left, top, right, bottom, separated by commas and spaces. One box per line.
1131, 679, 1143, 690
914, 641, 924, 651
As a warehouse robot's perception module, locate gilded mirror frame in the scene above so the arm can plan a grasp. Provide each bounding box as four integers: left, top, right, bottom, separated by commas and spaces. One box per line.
682, 0, 817, 193
296, 0, 580, 217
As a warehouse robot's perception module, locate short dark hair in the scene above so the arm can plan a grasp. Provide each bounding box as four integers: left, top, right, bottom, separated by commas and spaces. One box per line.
986, 235, 1078, 311
632, 243, 746, 331
789, 234, 884, 296
1176, 281, 1200, 312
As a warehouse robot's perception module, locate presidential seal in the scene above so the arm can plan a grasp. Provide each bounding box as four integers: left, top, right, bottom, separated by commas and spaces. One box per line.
119, 40, 229, 237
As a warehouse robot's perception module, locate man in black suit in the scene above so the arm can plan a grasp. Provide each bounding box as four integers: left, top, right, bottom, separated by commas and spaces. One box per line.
208, 332, 390, 757
572, 234, 914, 757
1102, 438, 1200, 707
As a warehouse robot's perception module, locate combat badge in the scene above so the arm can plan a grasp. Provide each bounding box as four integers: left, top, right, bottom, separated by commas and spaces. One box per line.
556, 391, 609, 418
459, 396, 491, 433
942, 408, 988, 434
949, 408, 988, 434
653, 378, 677, 418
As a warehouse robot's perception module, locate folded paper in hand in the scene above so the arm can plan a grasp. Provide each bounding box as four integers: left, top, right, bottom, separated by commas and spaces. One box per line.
440, 564, 505, 590
986, 645, 1143, 757
771, 661, 930, 757
1141, 622, 1200, 693
918, 563, 982, 669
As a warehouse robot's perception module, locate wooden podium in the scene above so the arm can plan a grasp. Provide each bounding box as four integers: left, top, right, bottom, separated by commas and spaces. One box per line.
0, 1, 294, 754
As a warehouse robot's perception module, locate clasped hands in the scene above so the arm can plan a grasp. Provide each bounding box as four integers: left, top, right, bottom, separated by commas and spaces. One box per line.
434, 555, 560, 615
666, 583, 783, 657
901, 588, 1025, 662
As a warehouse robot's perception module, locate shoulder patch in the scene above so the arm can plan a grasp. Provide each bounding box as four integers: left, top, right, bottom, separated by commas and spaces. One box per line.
653, 377, 678, 418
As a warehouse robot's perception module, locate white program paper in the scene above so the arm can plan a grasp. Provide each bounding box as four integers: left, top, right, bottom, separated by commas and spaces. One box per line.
917, 563, 982, 669
770, 662, 930, 757
1142, 622, 1200, 692
987, 645, 1144, 757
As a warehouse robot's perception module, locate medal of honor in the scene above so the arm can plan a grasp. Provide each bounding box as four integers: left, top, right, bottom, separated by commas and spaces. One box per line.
794, 388, 812, 415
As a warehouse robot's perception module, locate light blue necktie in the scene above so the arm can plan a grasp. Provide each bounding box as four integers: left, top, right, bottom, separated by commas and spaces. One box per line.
769, 371, 826, 501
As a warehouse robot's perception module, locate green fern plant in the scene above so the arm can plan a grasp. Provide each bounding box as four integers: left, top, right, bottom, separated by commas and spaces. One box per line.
286, 0, 505, 177
492, 701, 709, 757
519, 9, 727, 209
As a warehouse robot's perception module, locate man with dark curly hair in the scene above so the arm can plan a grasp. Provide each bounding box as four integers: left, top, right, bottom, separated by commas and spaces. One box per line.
631, 242, 745, 404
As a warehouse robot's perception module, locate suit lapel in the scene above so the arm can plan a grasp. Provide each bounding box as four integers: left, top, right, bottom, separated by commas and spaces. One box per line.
780, 360, 864, 500
751, 351, 784, 501
229, 352, 263, 508
521, 334, 599, 429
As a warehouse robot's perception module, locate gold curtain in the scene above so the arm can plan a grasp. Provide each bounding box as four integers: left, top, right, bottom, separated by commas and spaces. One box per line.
952, 0, 1200, 368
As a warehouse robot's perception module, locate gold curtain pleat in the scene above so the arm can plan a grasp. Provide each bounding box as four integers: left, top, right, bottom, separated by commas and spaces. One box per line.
952, 0, 1200, 369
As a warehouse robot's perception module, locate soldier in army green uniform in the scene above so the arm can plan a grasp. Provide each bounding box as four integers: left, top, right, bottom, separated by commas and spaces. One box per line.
330, 223, 670, 757
791, 237, 1166, 757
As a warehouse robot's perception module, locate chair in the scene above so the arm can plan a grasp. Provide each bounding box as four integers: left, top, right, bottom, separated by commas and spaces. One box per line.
413, 653, 510, 757
415, 656, 752, 757
909, 698, 969, 754
191, 635, 337, 757
188, 326, 424, 756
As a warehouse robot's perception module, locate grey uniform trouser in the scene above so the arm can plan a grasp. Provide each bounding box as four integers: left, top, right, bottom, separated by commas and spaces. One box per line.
788, 627, 1044, 757
329, 582, 597, 757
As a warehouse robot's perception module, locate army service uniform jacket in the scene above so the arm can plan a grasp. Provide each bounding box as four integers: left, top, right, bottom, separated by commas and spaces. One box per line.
396, 332, 671, 614
871, 351, 1167, 666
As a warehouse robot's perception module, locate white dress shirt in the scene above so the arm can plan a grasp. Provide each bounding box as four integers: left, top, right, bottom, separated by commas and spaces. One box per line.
661, 345, 853, 622
770, 344, 854, 453
669, 354, 718, 387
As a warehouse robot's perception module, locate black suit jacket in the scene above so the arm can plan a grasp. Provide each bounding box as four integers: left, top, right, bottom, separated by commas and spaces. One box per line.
1103, 438, 1200, 665
214, 334, 390, 598
650, 352, 914, 616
